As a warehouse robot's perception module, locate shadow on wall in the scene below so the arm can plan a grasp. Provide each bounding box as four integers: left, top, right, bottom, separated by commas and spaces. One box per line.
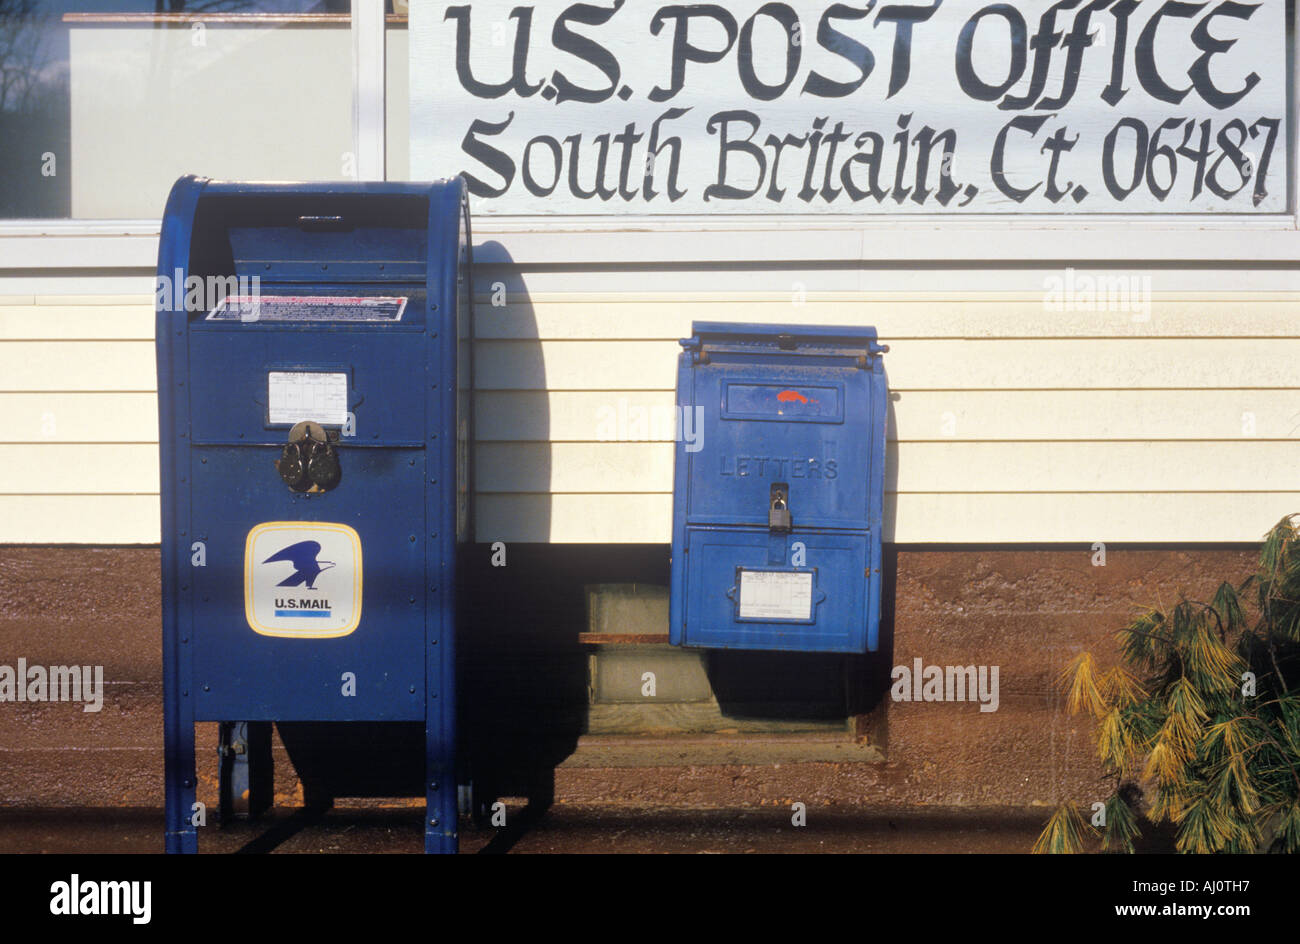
458, 238, 560, 839
469, 239, 551, 545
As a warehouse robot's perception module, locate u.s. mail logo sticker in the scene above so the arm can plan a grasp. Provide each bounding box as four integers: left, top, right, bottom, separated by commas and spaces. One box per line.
244, 522, 362, 638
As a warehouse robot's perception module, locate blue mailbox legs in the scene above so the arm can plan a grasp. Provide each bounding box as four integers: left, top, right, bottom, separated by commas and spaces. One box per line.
218, 722, 273, 822
166, 715, 456, 853
425, 730, 457, 855
163, 676, 196, 854
425, 541, 458, 853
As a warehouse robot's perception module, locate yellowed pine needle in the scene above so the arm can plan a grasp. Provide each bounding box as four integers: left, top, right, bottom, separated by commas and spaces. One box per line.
1101, 666, 1146, 708
1060, 651, 1107, 718
1096, 708, 1135, 773
1143, 738, 1187, 785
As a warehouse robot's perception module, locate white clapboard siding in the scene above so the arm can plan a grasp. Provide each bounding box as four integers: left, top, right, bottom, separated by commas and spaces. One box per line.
9, 492, 1297, 545
0, 496, 159, 544
0, 393, 158, 442
4, 293, 1300, 544
0, 305, 153, 340
473, 338, 1300, 392
0, 341, 157, 391
475, 295, 1300, 340
476, 441, 1300, 494
12, 336, 1300, 394
0, 444, 159, 493
9, 439, 1295, 501
5, 387, 1292, 446
476, 493, 1300, 545
476, 389, 1300, 442
477, 442, 672, 493
13, 336, 1300, 394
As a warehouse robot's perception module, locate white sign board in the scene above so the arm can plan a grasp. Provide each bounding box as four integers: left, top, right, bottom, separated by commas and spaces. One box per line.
411, 0, 1290, 215
738, 569, 814, 620
267, 371, 349, 427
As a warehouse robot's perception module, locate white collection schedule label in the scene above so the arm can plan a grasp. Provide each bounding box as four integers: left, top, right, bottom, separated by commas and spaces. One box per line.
738, 570, 813, 621
267, 371, 348, 426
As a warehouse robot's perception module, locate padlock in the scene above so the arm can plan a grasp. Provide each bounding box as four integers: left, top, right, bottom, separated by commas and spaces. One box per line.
275, 421, 341, 493
275, 440, 310, 491
306, 438, 342, 490
769, 482, 792, 532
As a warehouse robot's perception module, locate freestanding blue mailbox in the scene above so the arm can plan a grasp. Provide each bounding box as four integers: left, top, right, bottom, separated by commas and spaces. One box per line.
669, 323, 887, 653
156, 176, 472, 853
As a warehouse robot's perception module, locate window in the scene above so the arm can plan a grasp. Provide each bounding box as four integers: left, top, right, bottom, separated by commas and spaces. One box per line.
0, 1, 353, 220
0, 0, 1295, 233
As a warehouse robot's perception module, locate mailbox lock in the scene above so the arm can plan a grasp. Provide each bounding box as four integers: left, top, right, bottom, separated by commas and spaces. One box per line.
277, 439, 310, 491
276, 421, 341, 493
769, 482, 792, 532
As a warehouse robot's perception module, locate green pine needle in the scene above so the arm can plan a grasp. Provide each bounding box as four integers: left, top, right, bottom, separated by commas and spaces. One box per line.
1100, 792, 1141, 853
1032, 803, 1096, 854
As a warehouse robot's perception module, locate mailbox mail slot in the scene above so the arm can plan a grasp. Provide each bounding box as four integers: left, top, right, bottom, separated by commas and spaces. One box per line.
157, 176, 472, 853
669, 322, 887, 653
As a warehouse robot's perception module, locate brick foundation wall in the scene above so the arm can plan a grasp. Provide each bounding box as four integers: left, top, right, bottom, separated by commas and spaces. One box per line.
0, 545, 1260, 813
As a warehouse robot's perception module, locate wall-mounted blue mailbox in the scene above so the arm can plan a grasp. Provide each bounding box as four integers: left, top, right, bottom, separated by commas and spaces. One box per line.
157, 176, 472, 853
669, 322, 887, 653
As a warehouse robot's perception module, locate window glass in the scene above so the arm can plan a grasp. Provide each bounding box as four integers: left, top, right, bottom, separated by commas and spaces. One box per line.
0, 1, 352, 220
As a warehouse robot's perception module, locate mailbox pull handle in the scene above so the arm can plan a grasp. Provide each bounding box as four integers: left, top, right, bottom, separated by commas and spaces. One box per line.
297, 215, 352, 232
769, 483, 792, 533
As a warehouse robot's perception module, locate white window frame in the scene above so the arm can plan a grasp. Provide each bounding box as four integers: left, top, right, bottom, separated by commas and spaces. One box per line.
0, 3, 1296, 273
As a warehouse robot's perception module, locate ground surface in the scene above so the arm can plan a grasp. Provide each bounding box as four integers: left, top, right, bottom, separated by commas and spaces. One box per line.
0, 805, 1059, 853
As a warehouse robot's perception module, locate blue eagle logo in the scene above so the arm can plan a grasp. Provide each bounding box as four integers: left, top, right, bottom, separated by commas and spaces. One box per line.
263, 540, 335, 589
